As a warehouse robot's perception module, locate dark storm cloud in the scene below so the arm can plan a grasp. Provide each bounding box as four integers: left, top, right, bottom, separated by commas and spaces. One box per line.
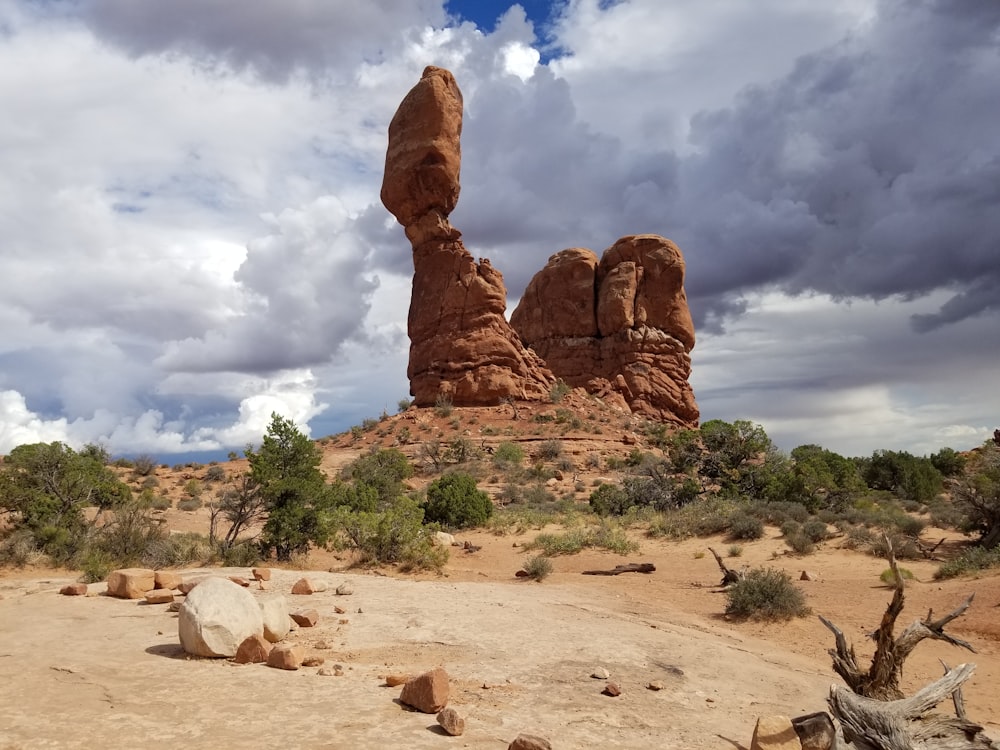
76, 0, 447, 80
672, 0, 1000, 331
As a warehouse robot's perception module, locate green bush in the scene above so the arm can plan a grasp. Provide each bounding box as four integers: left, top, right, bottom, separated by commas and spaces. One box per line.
398, 397, 413, 413
802, 519, 831, 543
132, 454, 157, 477
177, 498, 202, 512
589, 483, 630, 517
204, 465, 226, 482
880, 566, 914, 584
529, 521, 638, 556
724, 568, 811, 621
423, 473, 493, 529
493, 441, 525, 467
434, 393, 453, 417
536, 440, 564, 461
785, 532, 815, 555
522, 555, 553, 581
728, 513, 764, 541
934, 546, 1000, 580
332, 496, 447, 571
550, 380, 571, 404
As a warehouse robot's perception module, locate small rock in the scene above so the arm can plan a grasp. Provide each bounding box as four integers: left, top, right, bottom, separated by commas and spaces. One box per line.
400, 667, 450, 713
234, 634, 271, 664
291, 577, 320, 595
437, 707, 465, 736
603, 682, 621, 697
508, 734, 552, 750
228, 576, 250, 587
314, 640, 332, 650
290, 609, 319, 627
335, 582, 353, 596
751, 715, 802, 750
356, 607, 363, 614
251, 567, 271, 581
318, 664, 343, 676
591, 667, 610, 679
552, 469, 564, 481
60, 583, 88, 596
168, 601, 182, 612
799, 571, 819, 582
434, 531, 456, 547
267, 643, 304, 671
334, 606, 346, 614
177, 579, 202, 595
154, 571, 183, 590
385, 673, 410, 687
792, 711, 836, 750
302, 655, 325, 667
144, 589, 174, 605
647, 681, 664, 691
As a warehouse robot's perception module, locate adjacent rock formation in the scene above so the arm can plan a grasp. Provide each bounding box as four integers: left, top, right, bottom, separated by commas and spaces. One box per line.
512, 235, 699, 426
106, 568, 155, 600
382, 66, 553, 406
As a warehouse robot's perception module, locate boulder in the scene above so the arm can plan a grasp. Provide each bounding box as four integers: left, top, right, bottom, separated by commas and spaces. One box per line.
59, 583, 87, 596
511, 235, 699, 427
381, 66, 553, 406
234, 634, 271, 664
399, 667, 450, 713
178, 577, 264, 658
291, 577, 326, 595
335, 582, 353, 596
437, 707, 465, 736
267, 643, 303, 671
508, 735, 552, 750
434, 531, 456, 547
153, 571, 183, 590
751, 715, 803, 750
106, 568, 155, 600
258, 594, 290, 643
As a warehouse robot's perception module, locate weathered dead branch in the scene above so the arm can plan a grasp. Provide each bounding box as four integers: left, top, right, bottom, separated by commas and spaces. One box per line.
828, 664, 997, 749
581, 562, 655, 576
708, 547, 746, 586
818, 537, 975, 700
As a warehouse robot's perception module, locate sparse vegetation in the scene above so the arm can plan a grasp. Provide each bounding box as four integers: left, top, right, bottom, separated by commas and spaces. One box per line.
423, 472, 493, 529
934, 545, 1000, 580
521, 554, 554, 581
724, 568, 811, 621
528, 520, 638, 556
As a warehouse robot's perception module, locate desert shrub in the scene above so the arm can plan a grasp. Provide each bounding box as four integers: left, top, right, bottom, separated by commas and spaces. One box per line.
444, 437, 479, 464
522, 554, 554, 581
728, 544, 744, 557
536, 440, 564, 461
140, 476, 159, 490
724, 568, 811, 621
144, 532, 212, 568
646, 496, 740, 539
785, 532, 815, 555
862, 449, 943, 504
728, 513, 764, 541
217, 540, 261, 567
423, 473, 493, 529
397, 397, 413, 413
934, 545, 1000, 580
585, 453, 601, 469
493, 441, 525, 467
522, 483, 556, 506
204, 465, 226, 482
868, 532, 921, 560
929, 502, 966, 530
879, 566, 914, 585
589, 483, 630, 517
434, 393, 453, 417
589, 520, 639, 555
802, 519, 831, 543
753, 501, 810, 525
150, 495, 172, 511
92, 502, 165, 567
497, 483, 523, 506
177, 498, 202, 512
0, 530, 45, 567
549, 380, 571, 404
528, 520, 638, 557
79, 549, 115, 583
331, 495, 446, 571
132, 454, 157, 477
843, 525, 877, 550
487, 507, 558, 536
183, 479, 202, 499
556, 457, 576, 474
780, 520, 801, 538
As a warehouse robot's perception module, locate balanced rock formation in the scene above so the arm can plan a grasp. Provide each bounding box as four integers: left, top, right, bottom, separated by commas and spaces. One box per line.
382, 66, 553, 406
511, 234, 699, 426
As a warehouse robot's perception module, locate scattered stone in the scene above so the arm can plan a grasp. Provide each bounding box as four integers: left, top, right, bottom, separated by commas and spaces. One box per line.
168, 601, 182, 612
385, 673, 410, 687
603, 682, 622, 697
799, 571, 820, 582
552, 469, 564, 481
107, 568, 155, 600
302, 655, 325, 667
177, 579, 203, 595
508, 734, 552, 750
178, 577, 264, 658
399, 667, 450, 713
357, 607, 363, 614
59, 583, 87, 596
647, 681, 664, 691
251, 567, 271, 581
338, 618, 350, 625
267, 643, 304, 671
335, 582, 353, 596
591, 667, 610, 679
317, 664, 344, 677
437, 707, 465, 736
792, 712, 836, 750
154, 571, 183, 590
751, 715, 803, 750
144, 589, 174, 605
314, 640, 332, 650
234, 634, 271, 664
334, 606, 346, 614
515, 570, 530, 578
258, 594, 290, 643
228, 576, 250, 587
291, 577, 322, 595
290, 609, 319, 628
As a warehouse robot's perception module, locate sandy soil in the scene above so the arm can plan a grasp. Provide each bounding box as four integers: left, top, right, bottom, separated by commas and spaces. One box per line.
2, 528, 998, 749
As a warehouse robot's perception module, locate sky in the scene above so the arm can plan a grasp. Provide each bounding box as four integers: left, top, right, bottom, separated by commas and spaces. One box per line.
0, 0, 997, 461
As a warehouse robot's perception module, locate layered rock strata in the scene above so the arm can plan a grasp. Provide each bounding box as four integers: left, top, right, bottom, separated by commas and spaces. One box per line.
511, 234, 699, 427
381, 66, 552, 406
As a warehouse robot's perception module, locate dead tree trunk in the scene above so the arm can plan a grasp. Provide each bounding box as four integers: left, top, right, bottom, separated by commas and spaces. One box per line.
818, 539, 975, 700
828, 664, 997, 749
708, 547, 746, 586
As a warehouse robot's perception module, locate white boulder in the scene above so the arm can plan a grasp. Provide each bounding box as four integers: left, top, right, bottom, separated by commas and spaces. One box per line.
178, 577, 263, 658
259, 594, 291, 643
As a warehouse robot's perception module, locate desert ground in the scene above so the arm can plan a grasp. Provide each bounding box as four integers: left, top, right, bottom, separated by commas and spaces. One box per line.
2, 401, 998, 748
